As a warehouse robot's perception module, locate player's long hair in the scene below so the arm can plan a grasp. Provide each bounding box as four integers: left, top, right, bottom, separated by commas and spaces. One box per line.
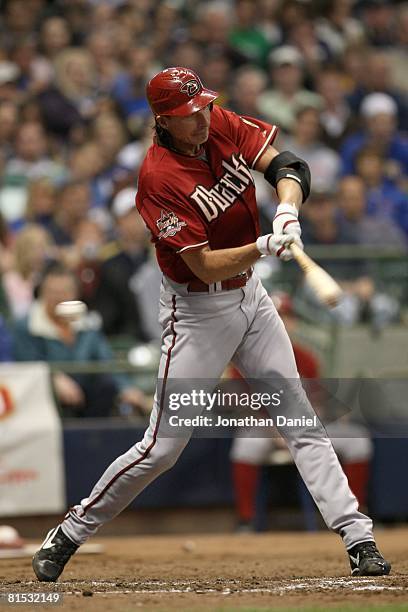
154, 123, 174, 150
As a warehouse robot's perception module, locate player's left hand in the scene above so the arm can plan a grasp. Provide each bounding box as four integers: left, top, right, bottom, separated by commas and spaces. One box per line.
256, 233, 303, 261
273, 203, 301, 239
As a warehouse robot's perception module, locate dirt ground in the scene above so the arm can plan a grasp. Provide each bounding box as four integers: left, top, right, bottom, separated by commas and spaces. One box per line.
0, 529, 407, 611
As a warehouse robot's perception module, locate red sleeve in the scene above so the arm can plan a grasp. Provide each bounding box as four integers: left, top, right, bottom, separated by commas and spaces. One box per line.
138, 190, 208, 254
213, 106, 278, 169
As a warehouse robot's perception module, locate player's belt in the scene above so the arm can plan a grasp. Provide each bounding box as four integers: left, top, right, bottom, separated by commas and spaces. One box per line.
187, 268, 253, 293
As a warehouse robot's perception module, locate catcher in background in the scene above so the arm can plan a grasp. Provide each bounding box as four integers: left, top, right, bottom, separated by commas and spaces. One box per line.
231, 292, 373, 531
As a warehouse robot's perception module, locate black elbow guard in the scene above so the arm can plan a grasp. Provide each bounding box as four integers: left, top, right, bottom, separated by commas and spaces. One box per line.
264, 151, 311, 202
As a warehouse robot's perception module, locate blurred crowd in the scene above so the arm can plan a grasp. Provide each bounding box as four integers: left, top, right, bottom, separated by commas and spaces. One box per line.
0, 0, 407, 413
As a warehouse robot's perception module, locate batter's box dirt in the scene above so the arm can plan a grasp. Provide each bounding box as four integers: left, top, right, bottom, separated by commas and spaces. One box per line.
17, 575, 408, 594
1, 530, 408, 610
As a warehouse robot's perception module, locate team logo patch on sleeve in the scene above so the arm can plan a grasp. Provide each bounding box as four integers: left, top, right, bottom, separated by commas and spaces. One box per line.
156, 210, 187, 239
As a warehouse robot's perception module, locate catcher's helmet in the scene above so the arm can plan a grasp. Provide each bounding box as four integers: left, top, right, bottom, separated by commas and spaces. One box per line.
146, 67, 218, 117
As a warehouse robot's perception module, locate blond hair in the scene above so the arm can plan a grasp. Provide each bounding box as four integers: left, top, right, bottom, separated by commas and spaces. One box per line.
54, 47, 96, 99
13, 224, 54, 279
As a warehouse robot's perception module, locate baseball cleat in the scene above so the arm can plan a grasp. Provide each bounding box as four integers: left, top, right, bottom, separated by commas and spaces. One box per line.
348, 541, 391, 576
32, 526, 78, 582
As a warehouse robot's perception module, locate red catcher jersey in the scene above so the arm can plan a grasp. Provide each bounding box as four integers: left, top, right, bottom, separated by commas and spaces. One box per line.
136, 105, 277, 283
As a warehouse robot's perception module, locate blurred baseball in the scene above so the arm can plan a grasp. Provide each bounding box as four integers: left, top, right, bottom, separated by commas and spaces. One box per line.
0, 525, 24, 549
182, 540, 196, 553
55, 300, 87, 320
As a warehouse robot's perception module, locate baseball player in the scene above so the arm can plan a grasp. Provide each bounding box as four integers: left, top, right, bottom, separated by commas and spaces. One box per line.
32, 67, 390, 580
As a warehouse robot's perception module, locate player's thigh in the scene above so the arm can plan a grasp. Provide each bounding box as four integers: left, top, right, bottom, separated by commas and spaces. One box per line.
233, 289, 298, 379
159, 290, 248, 380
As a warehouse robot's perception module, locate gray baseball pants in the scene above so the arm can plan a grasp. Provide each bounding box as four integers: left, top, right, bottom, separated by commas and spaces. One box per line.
62, 273, 373, 549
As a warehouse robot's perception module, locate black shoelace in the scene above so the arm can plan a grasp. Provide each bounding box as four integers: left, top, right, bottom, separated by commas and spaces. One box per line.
358, 542, 381, 559
45, 535, 77, 564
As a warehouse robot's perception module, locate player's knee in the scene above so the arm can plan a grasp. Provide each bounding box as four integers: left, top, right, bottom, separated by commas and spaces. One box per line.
150, 444, 184, 473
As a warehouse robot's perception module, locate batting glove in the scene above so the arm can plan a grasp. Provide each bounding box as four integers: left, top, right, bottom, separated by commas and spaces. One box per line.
273, 203, 301, 239
256, 233, 303, 261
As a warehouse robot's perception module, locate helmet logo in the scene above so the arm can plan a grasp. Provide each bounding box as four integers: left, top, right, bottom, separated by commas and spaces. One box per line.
180, 78, 201, 97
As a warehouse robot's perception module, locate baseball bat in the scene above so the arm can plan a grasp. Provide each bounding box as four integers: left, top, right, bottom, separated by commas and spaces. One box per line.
289, 242, 342, 307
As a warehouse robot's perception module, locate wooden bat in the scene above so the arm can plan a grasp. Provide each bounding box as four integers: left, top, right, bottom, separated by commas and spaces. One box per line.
289, 242, 342, 307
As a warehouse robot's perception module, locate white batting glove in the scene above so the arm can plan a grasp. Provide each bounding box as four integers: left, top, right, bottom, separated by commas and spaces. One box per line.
256, 233, 303, 261
273, 203, 301, 239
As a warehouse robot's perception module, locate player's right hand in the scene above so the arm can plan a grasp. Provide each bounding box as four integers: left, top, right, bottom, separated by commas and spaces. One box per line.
256, 233, 303, 261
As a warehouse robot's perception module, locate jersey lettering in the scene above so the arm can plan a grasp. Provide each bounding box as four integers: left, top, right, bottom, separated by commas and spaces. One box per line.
190, 153, 254, 222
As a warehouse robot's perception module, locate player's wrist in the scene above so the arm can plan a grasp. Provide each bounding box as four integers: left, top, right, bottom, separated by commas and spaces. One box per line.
256, 235, 272, 256
276, 202, 299, 217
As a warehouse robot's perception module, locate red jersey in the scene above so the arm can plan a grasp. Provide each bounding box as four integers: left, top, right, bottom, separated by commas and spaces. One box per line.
136, 105, 277, 283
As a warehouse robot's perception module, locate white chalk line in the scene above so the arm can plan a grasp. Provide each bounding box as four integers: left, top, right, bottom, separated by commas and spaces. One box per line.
17, 577, 407, 596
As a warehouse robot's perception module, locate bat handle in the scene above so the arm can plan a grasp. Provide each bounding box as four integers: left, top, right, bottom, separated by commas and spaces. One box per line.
289, 241, 312, 272
289, 242, 303, 258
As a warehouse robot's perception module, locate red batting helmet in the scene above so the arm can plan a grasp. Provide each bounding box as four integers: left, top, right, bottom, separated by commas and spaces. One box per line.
146, 67, 218, 117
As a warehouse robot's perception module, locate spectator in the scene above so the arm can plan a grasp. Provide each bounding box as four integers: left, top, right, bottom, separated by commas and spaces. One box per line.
347, 50, 407, 130
340, 92, 408, 177
199, 53, 232, 108
168, 41, 203, 75
12, 262, 149, 418
5, 121, 65, 181
53, 47, 100, 121
86, 29, 121, 93
316, 67, 356, 149
302, 190, 365, 275
355, 147, 408, 239
0, 0, 40, 52
0, 100, 19, 160
90, 112, 129, 207
0, 60, 23, 111
258, 45, 322, 132
192, 1, 248, 68
3, 121, 67, 228
39, 16, 72, 63
302, 189, 399, 325
93, 187, 150, 340
228, 65, 268, 117
287, 18, 330, 78
279, 106, 341, 193
0, 315, 13, 362
2, 224, 56, 321
386, 3, 408, 94
228, 0, 272, 66
337, 175, 406, 248
316, 0, 365, 58
62, 218, 106, 307
68, 142, 103, 188
48, 180, 91, 247
359, 0, 397, 47
110, 45, 154, 135
25, 178, 57, 229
